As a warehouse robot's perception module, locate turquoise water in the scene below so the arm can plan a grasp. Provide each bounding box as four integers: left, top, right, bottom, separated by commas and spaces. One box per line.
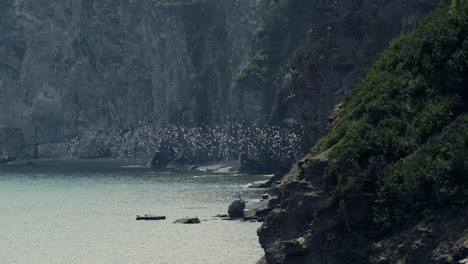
0, 160, 268, 264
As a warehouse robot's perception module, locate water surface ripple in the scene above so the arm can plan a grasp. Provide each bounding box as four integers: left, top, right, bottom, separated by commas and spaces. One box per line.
0, 161, 267, 264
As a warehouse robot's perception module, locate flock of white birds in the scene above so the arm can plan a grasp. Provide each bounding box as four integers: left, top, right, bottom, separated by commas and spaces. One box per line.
65, 122, 306, 164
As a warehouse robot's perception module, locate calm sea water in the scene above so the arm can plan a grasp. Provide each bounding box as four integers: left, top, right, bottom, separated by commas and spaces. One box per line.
0, 160, 268, 264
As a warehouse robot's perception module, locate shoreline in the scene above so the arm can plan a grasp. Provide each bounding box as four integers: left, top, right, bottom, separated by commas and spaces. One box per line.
2, 158, 275, 180
3, 157, 271, 175
2, 157, 147, 167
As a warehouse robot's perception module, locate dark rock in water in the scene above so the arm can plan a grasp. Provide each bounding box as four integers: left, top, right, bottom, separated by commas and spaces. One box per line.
173, 218, 201, 224
261, 194, 270, 200
221, 217, 241, 221
136, 215, 166, 221
214, 214, 228, 218
228, 199, 246, 218
242, 216, 259, 221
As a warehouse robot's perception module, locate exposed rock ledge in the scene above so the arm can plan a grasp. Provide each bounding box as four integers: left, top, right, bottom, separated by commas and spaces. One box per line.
257, 152, 467, 264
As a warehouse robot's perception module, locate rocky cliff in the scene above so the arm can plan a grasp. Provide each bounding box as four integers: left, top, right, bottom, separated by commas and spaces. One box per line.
257, 1, 467, 262
0, 0, 269, 160
222, 0, 439, 172
0, 0, 441, 170
248, 0, 438, 149
0, 0, 442, 172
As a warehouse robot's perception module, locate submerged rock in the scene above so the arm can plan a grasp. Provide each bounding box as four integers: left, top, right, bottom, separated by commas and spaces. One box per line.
214, 214, 228, 218
228, 199, 246, 218
173, 218, 201, 224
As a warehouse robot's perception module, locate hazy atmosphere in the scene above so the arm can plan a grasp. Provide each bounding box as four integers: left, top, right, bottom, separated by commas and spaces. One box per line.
1, 0, 466, 263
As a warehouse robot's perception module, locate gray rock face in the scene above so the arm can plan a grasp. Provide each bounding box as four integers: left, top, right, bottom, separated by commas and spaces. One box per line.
0, 0, 438, 170
244, 197, 277, 221
0, 128, 24, 163
270, 0, 439, 150
0, 0, 267, 156
228, 199, 246, 218
257, 151, 468, 264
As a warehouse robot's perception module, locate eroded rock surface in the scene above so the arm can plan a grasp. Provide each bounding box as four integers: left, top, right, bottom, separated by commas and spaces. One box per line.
0, 0, 267, 158
0, 0, 439, 169
258, 152, 468, 264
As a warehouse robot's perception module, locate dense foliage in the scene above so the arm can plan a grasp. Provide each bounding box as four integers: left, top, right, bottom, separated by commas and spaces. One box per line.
311, 0, 467, 231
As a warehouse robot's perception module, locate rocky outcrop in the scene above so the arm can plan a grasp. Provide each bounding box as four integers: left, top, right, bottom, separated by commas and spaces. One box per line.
244, 197, 277, 222
270, 0, 438, 148
257, 0, 468, 262
258, 152, 468, 264
0, 0, 439, 175
229, 0, 440, 174
0, 0, 439, 168
0, 0, 267, 157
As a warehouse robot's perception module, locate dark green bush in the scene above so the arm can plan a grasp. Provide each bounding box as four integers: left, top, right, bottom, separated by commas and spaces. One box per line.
311, 0, 468, 231
374, 114, 468, 231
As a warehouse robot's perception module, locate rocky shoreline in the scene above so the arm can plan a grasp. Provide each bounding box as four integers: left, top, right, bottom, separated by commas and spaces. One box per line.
255, 152, 468, 264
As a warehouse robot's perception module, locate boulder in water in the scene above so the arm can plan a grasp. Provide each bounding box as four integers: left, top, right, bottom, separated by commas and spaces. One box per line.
228, 199, 246, 218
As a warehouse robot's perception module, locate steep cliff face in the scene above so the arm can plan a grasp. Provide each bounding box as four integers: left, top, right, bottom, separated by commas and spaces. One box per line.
0, 0, 439, 168
258, 0, 468, 262
230, 0, 439, 172
0, 0, 266, 158
267, 0, 438, 146
259, 152, 467, 264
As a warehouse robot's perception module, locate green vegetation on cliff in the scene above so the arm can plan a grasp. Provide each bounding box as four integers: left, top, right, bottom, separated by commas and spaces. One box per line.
234, 0, 313, 84
311, 0, 467, 232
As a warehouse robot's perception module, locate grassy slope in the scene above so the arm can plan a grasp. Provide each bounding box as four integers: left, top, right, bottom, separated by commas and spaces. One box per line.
310, 0, 467, 232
